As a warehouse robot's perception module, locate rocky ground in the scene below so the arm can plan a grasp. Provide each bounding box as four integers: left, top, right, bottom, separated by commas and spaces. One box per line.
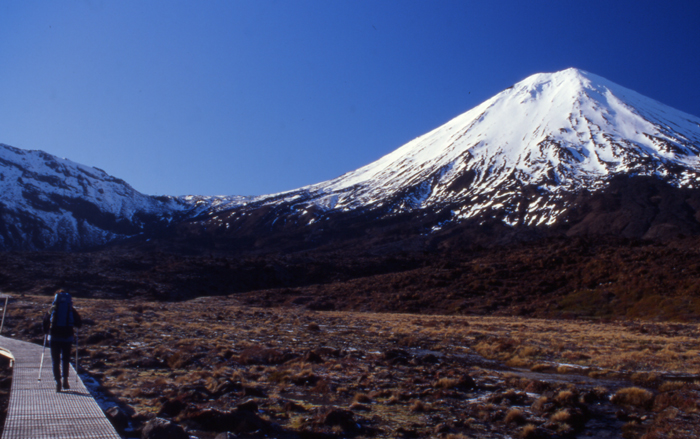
1, 295, 699, 438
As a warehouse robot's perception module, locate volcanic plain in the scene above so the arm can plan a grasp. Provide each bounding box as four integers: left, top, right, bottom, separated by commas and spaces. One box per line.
1, 294, 699, 439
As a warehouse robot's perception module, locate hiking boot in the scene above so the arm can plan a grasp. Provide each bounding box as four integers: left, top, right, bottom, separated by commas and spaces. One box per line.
62, 379, 70, 390
56, 381, 61, 392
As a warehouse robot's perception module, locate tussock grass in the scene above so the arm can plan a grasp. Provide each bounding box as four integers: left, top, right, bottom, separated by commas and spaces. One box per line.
611, 387, 655, 409
519, 424, 538, 439
505, 408, 526, 424
550, 408, 571, 423
658, 381, 688, 392
554, 389, 576, 405
409, 399, 431, 413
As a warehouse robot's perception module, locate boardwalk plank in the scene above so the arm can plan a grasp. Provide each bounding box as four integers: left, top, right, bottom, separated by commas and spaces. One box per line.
0, 335, 121, 439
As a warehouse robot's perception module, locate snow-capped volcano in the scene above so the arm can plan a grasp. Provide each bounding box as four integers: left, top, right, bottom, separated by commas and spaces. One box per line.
202, 68, 700, 232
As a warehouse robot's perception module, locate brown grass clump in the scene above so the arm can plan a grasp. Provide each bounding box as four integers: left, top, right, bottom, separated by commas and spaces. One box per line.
550, 409, 571, 423
652, 388, 700, 412
238, 347, 287, 365
506, 355, 531, 368
631, 372, 660, 388
530, 363, 554, 373
409, 399, 431, 413
385, 394, 400, 405
352, 392, 371, 404
348, 401, 371, 412
611, 386, 654, 409
167, 349, 196, 369
434, 377, 459, 389
505, 408, 526, 425
657, 381, 687, 392
554, 389, 576, 405
531, 396, 549, 413
519, 424, 539, 439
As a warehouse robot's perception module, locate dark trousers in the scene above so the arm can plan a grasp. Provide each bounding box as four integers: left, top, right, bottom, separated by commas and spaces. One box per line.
50, 340, 72, 382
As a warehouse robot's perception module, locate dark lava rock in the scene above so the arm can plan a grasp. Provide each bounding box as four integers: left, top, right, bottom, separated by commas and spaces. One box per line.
383, 349, 410, 365
105, 406, 129, 433
394, 426, 419, 438
243, 386, 267, 397
85, 331, 114, 345
158, 398, 186, 417
433, 423, 451, 434
303, 350, 324, 363
457, 375, 476, 390
236, 399, 259, 413
184, 408, 271, 433
418, 353, 439, 364
210, 381, 243, 397
177, 383, 211, 402
323, 409, 359, 433
141, 417, 188, 439
284, 401, 307, 413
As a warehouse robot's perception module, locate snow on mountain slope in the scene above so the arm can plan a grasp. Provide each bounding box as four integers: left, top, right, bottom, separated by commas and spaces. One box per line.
0, 143, 193, 249
208, 68, 700, 230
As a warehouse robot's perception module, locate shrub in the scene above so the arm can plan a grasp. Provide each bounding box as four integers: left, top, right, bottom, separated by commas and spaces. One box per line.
550, 409, 570, 423
611, 387, 654, 409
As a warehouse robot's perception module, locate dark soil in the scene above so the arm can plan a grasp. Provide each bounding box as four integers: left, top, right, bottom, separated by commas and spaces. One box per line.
2, 235, 700, 321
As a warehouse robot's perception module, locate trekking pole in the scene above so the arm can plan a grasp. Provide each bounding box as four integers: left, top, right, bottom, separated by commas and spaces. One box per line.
75, 329, 79, 384
0, 295, 8, 334
38, 334, 47, 382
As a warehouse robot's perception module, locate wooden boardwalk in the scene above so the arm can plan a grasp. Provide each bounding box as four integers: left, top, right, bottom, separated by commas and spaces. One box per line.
0, 335, 121, 439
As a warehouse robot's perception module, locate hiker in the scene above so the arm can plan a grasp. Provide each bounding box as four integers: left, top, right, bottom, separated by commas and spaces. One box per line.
42, 289, 82, 392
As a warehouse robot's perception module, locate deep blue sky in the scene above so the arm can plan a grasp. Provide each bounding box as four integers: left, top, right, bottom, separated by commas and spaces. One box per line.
1, 1, 699, 196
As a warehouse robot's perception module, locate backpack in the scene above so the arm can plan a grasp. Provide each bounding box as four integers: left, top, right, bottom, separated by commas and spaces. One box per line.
50, 291, 75, 328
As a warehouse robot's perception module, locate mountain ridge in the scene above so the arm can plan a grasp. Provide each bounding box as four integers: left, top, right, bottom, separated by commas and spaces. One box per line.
0, 143, 191, 250
2, 68, 700, 251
